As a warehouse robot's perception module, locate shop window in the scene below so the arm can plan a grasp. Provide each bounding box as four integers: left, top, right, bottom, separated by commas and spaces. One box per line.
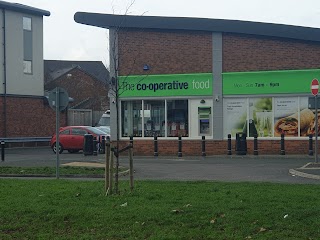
144, 100, 165, 137
121, 101, 142, 137
167, 100, 188, 137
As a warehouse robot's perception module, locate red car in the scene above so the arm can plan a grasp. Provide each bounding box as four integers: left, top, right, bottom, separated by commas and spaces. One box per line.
50, 126, 107, 154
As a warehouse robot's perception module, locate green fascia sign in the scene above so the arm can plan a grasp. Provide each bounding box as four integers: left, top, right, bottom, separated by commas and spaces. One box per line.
118, 73, 213, 98
223, 69, 320, 95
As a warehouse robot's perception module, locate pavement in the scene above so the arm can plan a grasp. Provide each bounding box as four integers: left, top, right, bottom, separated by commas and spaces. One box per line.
1, 147, 320, 183
289, 161, 320, 180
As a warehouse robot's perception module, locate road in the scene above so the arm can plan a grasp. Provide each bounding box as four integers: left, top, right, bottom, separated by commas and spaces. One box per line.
0, 147, 319, 184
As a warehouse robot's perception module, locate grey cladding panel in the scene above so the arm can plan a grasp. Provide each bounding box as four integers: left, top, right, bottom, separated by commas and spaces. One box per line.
23, 30, 32, 60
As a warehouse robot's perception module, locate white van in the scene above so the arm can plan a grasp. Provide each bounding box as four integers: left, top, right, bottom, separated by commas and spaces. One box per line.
96, 110, 110, 126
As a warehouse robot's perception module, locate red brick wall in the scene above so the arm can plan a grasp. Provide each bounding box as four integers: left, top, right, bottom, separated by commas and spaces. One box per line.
117, 138, 314, 156
118, 29, 212, 76
0, 96, 67, 138
223, 33, 320, 72
45, 68, 109, 111
116, 29, 320, 155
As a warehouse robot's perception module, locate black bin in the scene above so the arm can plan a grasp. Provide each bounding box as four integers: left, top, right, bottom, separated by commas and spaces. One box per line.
83, 134, 94, 156
235, 132, 247, 155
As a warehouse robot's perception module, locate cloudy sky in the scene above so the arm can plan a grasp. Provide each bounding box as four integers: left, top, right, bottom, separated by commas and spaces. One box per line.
6, 0, 320, 67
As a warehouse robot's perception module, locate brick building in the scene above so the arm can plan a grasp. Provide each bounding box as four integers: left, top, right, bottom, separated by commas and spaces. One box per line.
75, 13, 320, 155
44, 60, 110, 125
0, 1, 67, 140
45, 66, 109, 111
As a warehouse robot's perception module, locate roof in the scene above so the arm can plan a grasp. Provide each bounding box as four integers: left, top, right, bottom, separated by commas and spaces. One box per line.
0, 0, 50, 16
74, 13, 320, 42
44, 60, 110, 84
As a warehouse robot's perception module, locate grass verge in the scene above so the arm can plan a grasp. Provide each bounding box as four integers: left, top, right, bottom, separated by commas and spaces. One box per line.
0, 179, 320, 239
0, 166, 126, 176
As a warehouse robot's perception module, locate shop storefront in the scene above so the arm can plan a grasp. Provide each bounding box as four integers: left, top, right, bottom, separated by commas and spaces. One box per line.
223, 69, 320, 139
74, 12, 320, 155
119, 69, 320, 141
119, 73, 213, 139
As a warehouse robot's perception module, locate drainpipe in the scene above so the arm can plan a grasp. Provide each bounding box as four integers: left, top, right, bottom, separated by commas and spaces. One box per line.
2, 9, 6, 138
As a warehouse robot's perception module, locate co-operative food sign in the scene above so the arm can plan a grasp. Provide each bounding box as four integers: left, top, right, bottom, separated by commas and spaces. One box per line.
118, 73, 213, 97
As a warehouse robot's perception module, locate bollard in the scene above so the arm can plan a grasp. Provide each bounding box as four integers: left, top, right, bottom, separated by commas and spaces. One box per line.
93, 136, 98, 156
1, 141, 5, 161
254, 134, 258, 155
101, 136, 106, 154
154, 135, 158, 157
235, 133, 240, 154
241, 133, 247, 155
202, 136, 206, 157
130, 135, 134, 156
309, 134, 314, 156
178, 136, 182, 157
227, 134, 232, 155
280, 133, 285, 155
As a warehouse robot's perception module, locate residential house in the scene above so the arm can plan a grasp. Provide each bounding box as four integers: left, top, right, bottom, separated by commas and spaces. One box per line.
44, 60, 110, 125
0, 1, 63, 138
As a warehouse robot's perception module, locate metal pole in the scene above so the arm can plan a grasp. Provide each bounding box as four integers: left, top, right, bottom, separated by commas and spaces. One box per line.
105, 136, 110, 193
108, 145, 114, 195
129, 146, 134, 192
315, 95, 318, 163
227, 134, 232, 155
101, 136, 106, 154
309, 134, 314, 156
55, 87, 60, 179
93, 136, 98, 156
201, 136, 206, 157
130, 135, 134, 156
280, 133, 285, 155
154, 135, 158, 157
235, 133, 239, 155
1, 141, 5, 161
178, 136, 182, 157
254, 134, 258, 155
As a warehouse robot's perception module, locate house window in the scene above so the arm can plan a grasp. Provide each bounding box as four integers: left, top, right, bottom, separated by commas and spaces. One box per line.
23, 61, 32, 74
23, 17, 32, 74
23, 17, 32, 31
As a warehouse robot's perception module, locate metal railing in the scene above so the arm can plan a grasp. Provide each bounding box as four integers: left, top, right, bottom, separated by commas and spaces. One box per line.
0, 137, 51, 143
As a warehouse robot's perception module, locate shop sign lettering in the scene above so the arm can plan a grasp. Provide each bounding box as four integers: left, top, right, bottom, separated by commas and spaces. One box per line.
119, 73, 212, 97
223, 69, 320, 95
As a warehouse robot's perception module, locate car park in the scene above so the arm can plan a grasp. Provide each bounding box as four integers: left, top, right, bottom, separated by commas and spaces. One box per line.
50, 126, 107, 154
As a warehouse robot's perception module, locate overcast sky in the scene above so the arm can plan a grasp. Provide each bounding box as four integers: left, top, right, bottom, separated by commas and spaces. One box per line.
6, 0, 320, 67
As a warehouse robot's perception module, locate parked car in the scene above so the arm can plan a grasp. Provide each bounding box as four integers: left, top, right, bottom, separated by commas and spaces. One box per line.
50, 126, 107, 154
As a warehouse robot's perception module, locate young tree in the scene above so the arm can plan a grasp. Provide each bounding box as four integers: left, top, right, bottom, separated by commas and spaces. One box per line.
109, 20, 148, 194
109, 0, 148, 193
75, 0, 149, 194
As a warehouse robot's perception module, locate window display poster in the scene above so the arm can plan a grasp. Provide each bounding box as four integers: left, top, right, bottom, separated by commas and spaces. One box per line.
223, 98, 247, 137
273, 97, 299, 137
250, 98, 273, 137
299, 97, 319, 136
